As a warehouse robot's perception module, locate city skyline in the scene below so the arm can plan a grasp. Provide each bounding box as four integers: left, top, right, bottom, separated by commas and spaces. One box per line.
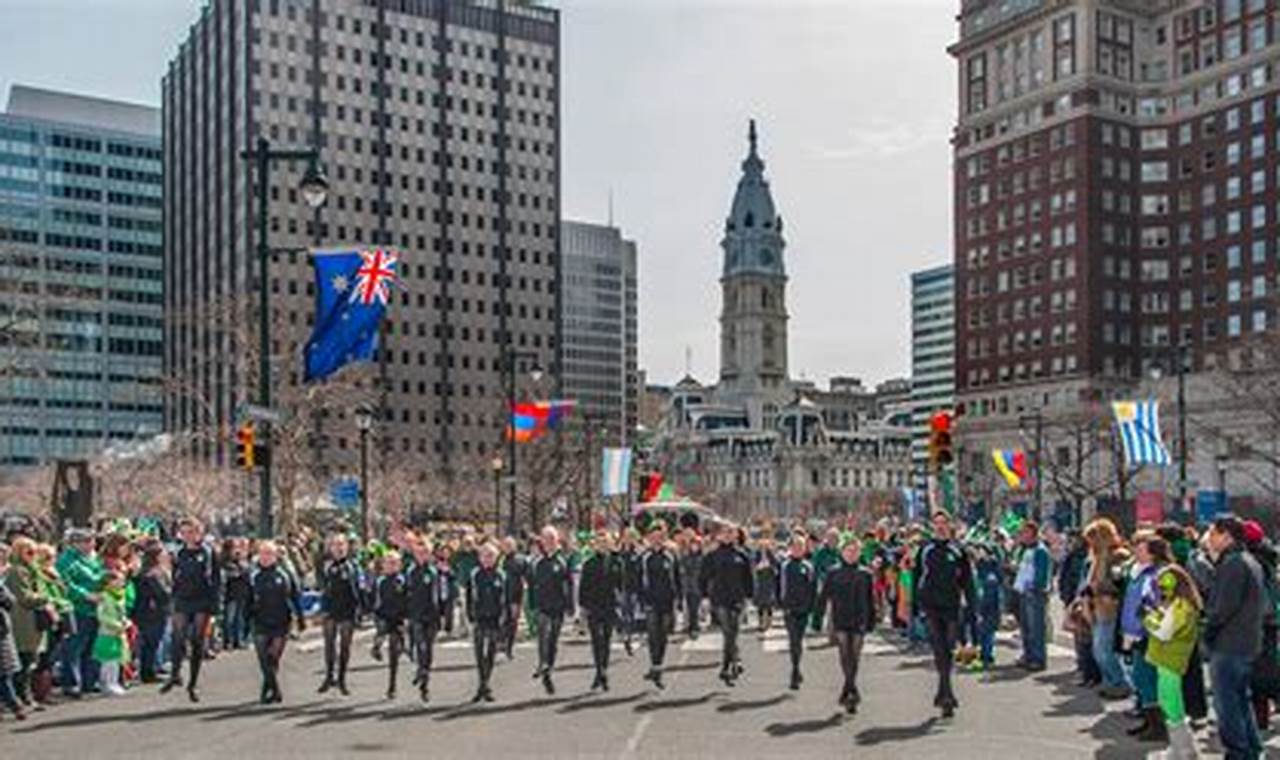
0, 0, 957, 389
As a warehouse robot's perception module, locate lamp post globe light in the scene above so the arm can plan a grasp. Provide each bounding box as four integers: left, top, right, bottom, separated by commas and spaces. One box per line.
355, 404, 375, 544
491, 456, 504, 533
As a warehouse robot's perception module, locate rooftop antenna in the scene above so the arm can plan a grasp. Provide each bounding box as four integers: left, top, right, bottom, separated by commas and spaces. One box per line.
607, 187, 615, 227
685, 345, 693, 376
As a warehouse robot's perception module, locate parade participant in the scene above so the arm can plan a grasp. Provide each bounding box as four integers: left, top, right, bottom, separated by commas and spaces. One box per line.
913, 511, 973, 718
530, 526, 574, 695
616, 529, 642, 656
818, 536, 876, 714
701, 523, 753, 686
374, 552, 408, 699
1143, 564, 1203, 760
161, 517, 220, 702
55, 527, 104, 698
639, 525, 680, 689
754, 538, 779, 633
1013, 521, 1052, 672
810, 528, 841, 634
316, 532, 362, 696
132, 543, 171, 684
778, 533, 817, 691
247, 541, 304, 705
1204, 515, 1266, 760
406, 535, 444, 703
93, 570, 129, 696
500, 537, 528, 659
579, 531, 621, 691
678, 533, 704, 639
465, 542, 508, 703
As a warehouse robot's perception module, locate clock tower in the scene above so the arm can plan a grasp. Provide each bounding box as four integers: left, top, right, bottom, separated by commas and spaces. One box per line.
718, 119, 790, 430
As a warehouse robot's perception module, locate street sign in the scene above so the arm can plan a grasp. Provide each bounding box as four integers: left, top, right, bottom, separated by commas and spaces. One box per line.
242, 404, 284, 423
330, 477, 360, 510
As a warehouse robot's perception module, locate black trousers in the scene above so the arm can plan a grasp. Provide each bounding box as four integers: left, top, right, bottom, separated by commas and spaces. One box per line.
925, 609, 960, 706
684, 593, 702, 634
473, 620, 501, 689
646, 607, 674, 669
169, 611, 211, 687
784, 611, 808, 671
586, 610, 615, 676
383, 623, 405, 691
714, 604, 742, 672
253, 633, 287, 698
833, 630, 865, 699
536, 611, 564, 673
410, 620, 438, 688
322, 618, 355, 684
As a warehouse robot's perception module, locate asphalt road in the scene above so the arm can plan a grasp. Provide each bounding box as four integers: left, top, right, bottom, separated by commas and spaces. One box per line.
5, 620, 1278, 759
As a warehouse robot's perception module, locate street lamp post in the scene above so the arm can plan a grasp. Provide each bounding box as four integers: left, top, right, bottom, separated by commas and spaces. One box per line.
1018, 408, 1044, 521
240, 136, 328, 538
490, 456, 504, 533
355, 405, 374, 545
1151, 344, 1190, 522
502, 349, 542, 536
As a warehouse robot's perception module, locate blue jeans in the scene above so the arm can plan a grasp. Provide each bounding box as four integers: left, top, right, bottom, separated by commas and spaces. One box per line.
1019, 591, 1047, 667
222, 598, 247, 649
59, 612, 99, 694
1091, 617, 1127, 690
978, 618, 997, 665
1129, 645, 1158, 708
1210, 652, 1262, 759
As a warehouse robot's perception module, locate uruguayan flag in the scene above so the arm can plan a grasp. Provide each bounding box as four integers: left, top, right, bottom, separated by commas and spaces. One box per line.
1112, 400, 1171, 468
601, 447, 632, 497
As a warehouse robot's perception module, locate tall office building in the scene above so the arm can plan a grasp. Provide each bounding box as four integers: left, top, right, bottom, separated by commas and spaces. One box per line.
909, 264, 956, 481
0, 85, 163, 471
560, 220, 637, 445
951, 0, 1280, 448
164, 0, 561, 487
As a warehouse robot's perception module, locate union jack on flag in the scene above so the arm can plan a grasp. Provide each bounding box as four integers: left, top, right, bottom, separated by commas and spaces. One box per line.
351, 248, 398, 306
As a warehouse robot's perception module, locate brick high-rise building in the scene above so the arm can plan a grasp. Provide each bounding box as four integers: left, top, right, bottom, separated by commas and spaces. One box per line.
164, 0, 560, 491
951, 0, 1280, 512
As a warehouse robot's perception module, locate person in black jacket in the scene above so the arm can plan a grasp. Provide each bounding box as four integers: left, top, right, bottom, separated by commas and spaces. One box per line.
248, 541, 304, 704
162, 517, 221, 702
500, 537, 528, 660
317, 533, 362, 696
913, 511, 973, 718
466, 543, 508, 703
639, 526, 681, 689
616, 529, 642, 656
374, 553, 408, 700
132, 543, 172, 684
578, 532, 621, 691
530, 526, 574, 695
220, 538, 252, 651
700, 523, 754, 686
406, 535, 444, 703
818, 538, 876, 714
777, 534, 817, 691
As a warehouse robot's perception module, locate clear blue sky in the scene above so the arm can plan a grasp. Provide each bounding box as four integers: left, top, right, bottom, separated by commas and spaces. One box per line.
0, 0, 957, 388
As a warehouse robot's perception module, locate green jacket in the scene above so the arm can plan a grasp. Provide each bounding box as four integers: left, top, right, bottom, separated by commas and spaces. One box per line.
35, 566, 73, 615
6, 562, 48, 654
55, 546, 105, 617
1143, 596, 1198, 675
812, 545, 841, 579
92, 586, 130, 664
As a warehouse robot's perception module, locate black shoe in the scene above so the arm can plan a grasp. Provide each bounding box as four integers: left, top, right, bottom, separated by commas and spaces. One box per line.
260, 685, 271, 705
318, 678, 333, 694
371, 646, 383, 662
940, 698, 956, 718
542, 673, 555, 695
471, 689, 485, 704
642, 669, 656, 684
386, 686, 396, 700
590, 675, 602, 692
187, 686, 199, 703
481, 688, 495, 703
653, 672, 665, 691
789, 671, 801, 691
338, 681, 349, 697
532, 667, 544, 680
269, 690, 283, 704
846, 693, 860, 715
159, 678, 181, 694
624, 640, 634, 657
601, 675, 610, 692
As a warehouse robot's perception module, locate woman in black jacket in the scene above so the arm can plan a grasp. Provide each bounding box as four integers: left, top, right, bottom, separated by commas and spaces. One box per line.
578, 532, 621, 692
132, 544, 172, 683
248, 541, 304, 704
816, 538, 876, 714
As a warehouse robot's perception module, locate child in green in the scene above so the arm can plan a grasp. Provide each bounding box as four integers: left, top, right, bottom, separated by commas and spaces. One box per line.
94, 571, 131, 696
1141, 565, 1202, 760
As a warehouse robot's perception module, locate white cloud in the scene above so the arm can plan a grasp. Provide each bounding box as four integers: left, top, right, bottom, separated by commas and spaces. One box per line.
818, 120, 945, 161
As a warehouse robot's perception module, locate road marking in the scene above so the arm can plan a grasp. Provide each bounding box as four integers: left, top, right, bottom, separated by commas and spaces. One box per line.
619, 648, 691, 760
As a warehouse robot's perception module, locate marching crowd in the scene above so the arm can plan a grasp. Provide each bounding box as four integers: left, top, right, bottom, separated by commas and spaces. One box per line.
0, 508, 1277, 759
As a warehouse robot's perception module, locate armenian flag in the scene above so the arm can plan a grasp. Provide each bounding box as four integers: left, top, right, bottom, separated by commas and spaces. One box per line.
507, 399, 577, 443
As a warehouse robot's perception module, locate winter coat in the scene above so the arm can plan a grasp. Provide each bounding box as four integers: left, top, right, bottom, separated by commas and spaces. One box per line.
1205, 545, 1265, 659
132, 570, 172, 629
6, 561, 48, 655
1144, 596, 1198, 675
92, 586, 130, 664
55, 546, 104, 618
0, 581, 17, 676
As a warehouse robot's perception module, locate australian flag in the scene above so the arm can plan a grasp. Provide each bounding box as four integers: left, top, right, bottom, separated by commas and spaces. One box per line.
303, 248, 399, 383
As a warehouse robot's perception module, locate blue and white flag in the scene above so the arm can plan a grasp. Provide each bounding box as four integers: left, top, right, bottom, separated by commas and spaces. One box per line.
304, 248, 399, 383
1112, 400, 1171, 468
601, 447, 633, 497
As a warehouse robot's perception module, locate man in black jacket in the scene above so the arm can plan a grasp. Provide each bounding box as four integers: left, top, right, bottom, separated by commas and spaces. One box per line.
579, 532, 621, 691
316, 533, 362, 696
466, 543, 508, 703
500, 537, 528, 660
700, 523, 753, 686
1205, 515, 1266, 760
639, 526, 681, 689
530, 526, 574, 695
778, 534, 817, 690
616, 530, 642, 656
913, 511, 973, 718
406, 536, 444, 703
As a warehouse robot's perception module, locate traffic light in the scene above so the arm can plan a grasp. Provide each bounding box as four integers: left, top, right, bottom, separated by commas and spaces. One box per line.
235, 423, 256, 470
928, 411, 954, 470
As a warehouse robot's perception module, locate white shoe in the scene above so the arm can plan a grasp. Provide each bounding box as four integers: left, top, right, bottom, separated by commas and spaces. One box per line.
107, 684, 127, 696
